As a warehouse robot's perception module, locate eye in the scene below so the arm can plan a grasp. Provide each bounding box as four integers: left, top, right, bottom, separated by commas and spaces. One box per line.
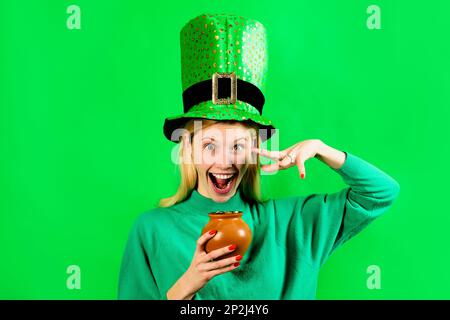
234, 143, 244, 151
203, 143, 215, 151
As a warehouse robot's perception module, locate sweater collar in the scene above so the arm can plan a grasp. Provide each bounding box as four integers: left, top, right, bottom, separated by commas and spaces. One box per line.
185, 188, 247, 214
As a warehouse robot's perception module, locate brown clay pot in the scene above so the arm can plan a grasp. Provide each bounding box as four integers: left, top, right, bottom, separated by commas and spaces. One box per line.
201, 211, 252, 260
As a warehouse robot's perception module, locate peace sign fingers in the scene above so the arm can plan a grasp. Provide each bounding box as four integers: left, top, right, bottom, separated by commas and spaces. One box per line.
251, 146, 296, 173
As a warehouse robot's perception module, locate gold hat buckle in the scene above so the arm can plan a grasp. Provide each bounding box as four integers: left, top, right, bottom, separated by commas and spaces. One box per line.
212, 72, 237, 105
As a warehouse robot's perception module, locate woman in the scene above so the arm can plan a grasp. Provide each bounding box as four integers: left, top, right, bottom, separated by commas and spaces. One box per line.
118, 14, 400, 300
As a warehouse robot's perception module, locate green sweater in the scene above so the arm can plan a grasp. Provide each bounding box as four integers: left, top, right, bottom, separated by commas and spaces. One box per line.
118, 151, 400, 300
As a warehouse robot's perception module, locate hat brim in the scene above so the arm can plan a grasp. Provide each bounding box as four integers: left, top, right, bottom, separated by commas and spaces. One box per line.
163, 107, 276, 143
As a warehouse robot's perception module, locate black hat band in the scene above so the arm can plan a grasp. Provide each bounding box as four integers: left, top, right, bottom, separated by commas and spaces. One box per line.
182, 74, 265, 114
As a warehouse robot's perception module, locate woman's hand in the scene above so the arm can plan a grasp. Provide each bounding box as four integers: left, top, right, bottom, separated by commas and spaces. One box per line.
166, 229, 242, 300
251, 139, 322, 179
252, 139, 346, 179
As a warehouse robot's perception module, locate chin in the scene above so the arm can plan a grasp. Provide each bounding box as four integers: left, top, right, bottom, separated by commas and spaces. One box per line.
208, 185, 234, 200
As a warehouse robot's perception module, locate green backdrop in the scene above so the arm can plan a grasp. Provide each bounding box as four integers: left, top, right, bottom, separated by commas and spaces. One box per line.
1, 0, 449, 299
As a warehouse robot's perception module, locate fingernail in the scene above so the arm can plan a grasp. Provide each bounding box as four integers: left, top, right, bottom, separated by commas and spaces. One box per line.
235, 255, 243, 261
228, 244, 237, 251
209, 230, 217, 235
233, 262, 240, 267
300, 173, 305, 179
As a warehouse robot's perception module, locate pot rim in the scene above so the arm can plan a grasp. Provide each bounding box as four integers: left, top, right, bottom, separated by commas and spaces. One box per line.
208, 210, 243, 217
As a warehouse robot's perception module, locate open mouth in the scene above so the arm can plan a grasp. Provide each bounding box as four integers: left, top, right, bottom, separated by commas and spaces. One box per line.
208, 172, 238, 194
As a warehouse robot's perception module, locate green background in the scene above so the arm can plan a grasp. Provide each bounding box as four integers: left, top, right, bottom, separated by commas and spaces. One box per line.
1, 0, 449, 299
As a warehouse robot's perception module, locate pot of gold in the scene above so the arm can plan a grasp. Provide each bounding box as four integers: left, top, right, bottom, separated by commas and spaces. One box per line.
201, 210, 252, 260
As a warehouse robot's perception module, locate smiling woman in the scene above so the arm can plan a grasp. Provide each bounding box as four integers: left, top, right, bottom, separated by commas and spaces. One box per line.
158, 119, 261, 206
117, 13, 400, 301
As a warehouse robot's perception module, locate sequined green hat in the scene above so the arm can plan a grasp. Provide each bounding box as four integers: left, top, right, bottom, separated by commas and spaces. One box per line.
163, 13, 276, 142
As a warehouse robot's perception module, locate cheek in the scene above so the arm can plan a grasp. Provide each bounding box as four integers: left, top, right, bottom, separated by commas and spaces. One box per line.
193, 151, 213, 165
234, 152, 250, 165
198, 149, 217, 162
195, 166, 209, 178
236, 164, 247, 178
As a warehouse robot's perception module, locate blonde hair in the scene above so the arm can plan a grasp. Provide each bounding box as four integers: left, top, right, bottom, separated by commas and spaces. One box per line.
158, 119, 264, 208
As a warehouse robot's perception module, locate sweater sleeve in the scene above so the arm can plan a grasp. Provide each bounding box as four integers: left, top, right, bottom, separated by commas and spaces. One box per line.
300, 151, 400, 268
117, 215, 167, 300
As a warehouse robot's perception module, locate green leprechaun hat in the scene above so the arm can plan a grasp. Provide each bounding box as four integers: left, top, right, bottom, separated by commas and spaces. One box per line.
163, 13, 276, 142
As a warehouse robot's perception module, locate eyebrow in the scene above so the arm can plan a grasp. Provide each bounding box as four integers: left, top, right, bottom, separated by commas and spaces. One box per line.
201, 137, 249, 142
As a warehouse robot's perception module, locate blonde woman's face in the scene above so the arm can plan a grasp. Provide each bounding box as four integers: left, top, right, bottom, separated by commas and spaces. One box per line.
190, 122, 257, 203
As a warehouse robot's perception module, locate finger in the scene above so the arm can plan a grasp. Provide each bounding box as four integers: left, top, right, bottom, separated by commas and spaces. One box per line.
196, 229, 217, 253
200, 243, 237, 263
296, 156, 306, 179
279, 152, 297, 168
205, 261, 240, 279
252, 147, 286, 161
260, 162, 281, 172
199, 254, 243, 272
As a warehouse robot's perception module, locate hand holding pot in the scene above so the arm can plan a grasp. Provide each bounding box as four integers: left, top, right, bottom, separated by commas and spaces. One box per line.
166, 229, 242, 300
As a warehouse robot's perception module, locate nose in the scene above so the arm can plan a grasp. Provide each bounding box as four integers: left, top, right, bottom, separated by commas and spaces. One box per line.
213, 147, 235, 166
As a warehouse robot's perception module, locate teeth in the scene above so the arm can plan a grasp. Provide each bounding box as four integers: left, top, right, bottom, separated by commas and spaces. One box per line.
211, 173, 235, 179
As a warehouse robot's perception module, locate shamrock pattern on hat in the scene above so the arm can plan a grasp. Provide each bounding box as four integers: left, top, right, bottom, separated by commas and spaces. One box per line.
180, 13, 268, 94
